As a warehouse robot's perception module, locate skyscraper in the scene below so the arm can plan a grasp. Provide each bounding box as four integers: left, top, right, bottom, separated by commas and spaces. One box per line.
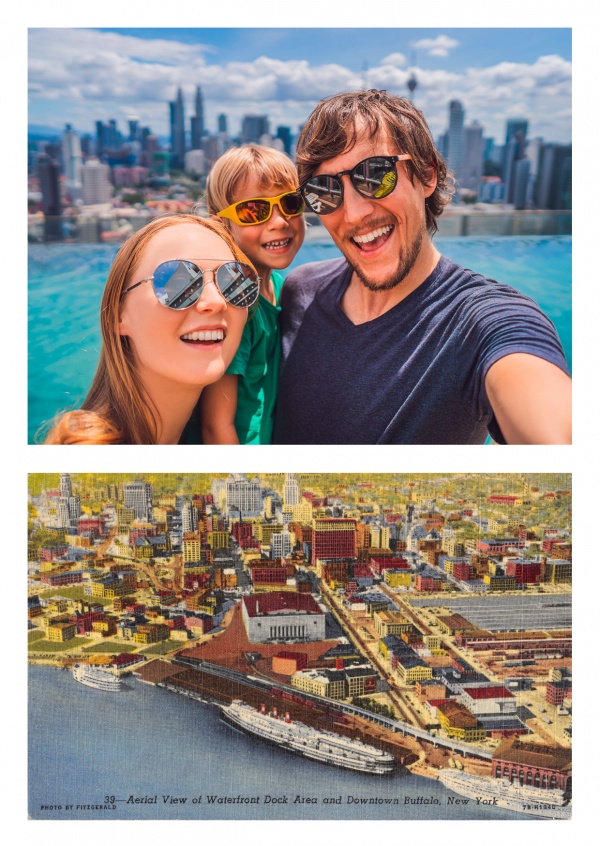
461, 123, 484, 194
271, 529, 292, 559
276, 126, 292, 155
446, 100, 465, 188
191, 86, 205, 150
217, 113, 228, 134
123, 481, 153, 522
226, 474, 261, 517
182, 501, 198, 533
62, 124, 83, 198
60, 473, 72, 499
505, 120, 528, 155
283, 474, 300, 507
241, 115, 269, 144
169, 87, 186, 169
311, 518, 357, 565
537, 143, 572, 210
37, 152, 62, 241
81, 159, 112, 205
512, 157, 531, 210
503, 119, 528, 204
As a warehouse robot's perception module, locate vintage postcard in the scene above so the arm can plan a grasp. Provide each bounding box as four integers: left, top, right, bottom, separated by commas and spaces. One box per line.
28, 472, 572, 820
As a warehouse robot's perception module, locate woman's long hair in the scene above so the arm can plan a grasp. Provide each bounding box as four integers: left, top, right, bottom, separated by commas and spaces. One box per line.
46, 214, 251, 444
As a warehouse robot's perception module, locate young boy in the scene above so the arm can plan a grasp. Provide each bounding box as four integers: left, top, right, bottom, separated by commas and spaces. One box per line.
200, 146, 305, 444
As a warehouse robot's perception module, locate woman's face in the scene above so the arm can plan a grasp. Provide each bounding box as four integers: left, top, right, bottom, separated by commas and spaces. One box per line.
119, 222, 248, 394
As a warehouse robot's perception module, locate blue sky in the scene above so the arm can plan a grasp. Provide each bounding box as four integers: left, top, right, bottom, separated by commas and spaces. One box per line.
28, 27, 572, 144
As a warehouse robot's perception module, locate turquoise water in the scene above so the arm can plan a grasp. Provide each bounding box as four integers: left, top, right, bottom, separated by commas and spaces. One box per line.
28, 236, 571, 443
28, 665, 527, 821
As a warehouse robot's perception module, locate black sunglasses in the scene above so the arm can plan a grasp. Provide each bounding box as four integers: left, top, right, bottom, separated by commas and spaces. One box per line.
300, 154, 412, 215
122, 259, 260, 309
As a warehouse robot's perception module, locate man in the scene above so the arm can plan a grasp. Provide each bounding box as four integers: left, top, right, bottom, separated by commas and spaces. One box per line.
272, 90, 571, 445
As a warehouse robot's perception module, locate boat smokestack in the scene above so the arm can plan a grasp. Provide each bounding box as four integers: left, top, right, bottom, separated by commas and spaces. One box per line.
260, 703, 266, 714
285, 712, 291, 723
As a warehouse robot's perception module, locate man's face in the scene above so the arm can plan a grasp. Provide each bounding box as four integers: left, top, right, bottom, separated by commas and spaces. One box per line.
312, 127, 436, 292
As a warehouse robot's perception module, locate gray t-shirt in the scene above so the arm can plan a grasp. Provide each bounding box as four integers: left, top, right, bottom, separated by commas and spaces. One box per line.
273, 255, 569, 445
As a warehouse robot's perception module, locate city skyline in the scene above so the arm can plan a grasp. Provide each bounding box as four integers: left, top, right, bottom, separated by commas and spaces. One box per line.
28, 471, 572, 820
28, 28, 572, 145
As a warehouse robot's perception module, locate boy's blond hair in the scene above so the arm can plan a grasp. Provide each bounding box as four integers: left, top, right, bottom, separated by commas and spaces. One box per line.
205, 144, 299, 218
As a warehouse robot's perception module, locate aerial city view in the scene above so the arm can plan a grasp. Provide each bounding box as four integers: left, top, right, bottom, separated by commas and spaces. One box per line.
28, 473, 572, 820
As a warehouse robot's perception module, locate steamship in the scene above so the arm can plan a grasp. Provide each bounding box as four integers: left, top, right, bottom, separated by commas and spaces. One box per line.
220, 699, 396, 774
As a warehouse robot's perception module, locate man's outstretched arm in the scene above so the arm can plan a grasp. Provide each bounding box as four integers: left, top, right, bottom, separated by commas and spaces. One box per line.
485, 353, 572, 444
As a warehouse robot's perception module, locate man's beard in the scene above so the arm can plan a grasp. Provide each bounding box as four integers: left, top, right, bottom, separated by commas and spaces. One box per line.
346, 226, 424, 292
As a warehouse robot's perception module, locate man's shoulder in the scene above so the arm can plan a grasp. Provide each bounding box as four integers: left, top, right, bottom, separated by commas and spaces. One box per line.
283, 256, 349, 295
437, 254, 538, 310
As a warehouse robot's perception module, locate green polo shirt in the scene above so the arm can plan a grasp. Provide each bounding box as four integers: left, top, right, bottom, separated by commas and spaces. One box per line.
226, 271, 284, 445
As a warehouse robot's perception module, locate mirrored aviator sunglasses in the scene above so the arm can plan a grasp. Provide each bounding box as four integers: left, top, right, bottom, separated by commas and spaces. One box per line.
300, 154, 411, 215
217, 190, 305, 226
122, 259, 260, 309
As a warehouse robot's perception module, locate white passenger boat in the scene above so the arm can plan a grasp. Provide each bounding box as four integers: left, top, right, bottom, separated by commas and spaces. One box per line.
439, 768, 571, 819
72, 663, 122, 691
221, 700, 396, 774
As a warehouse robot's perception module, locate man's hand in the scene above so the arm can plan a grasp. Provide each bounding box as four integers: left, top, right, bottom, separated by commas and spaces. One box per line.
485, 353, 572, 444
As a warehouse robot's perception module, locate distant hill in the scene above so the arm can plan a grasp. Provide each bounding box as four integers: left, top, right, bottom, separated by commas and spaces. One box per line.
28, 124, 63, 140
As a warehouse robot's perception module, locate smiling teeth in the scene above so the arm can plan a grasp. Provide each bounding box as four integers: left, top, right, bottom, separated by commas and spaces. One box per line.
353, 225, 393, 244
264, 238, 291, 249
181, 330, 224, 341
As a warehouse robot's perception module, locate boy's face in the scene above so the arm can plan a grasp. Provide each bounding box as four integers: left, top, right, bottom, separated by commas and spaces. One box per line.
228, 176, 305, 282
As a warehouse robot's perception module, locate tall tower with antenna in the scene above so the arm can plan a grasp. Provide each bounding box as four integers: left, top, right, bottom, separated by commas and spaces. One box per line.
407, 50, 418, 101
361, 60, 369, 90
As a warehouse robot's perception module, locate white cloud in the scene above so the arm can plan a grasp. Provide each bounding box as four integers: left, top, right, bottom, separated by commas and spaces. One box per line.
380, 53, 408, 67
411, 35, 460, 58
27, 30, 572, 143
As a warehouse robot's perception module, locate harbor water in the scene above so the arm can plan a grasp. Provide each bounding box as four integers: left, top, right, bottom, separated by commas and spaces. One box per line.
28, 665, 528, 821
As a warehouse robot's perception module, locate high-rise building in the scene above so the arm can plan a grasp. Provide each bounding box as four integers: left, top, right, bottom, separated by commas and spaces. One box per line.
446, 100, 465, 188
283, 474, 300, 507
123, 481, 153, 522
184, 149, 205, 176
62, 124, 83, 198
81, 158, 112, 205
505, 120, 528, 155
37, 152, 63, 241
536, 143, 572, 210
370, 525, 391, 549
191, 86, 205, 149
182, 502, 198, 534
217, 113, 228, 134
461, 123, 484, 193
512, 157, 531, 210
95, 119, 122, 156
276, 126, 292, 155
60, 473, 73, 499
311, 518, 357, 565
226, 474, 261, 517
128, 118, 140, 142
169, 87, 186, 169
241, 115, 269, 144
271, 529, 292, 559
503, 119, 528, 204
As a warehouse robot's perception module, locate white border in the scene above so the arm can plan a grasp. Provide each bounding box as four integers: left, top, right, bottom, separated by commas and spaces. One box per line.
8, 3, 592, 845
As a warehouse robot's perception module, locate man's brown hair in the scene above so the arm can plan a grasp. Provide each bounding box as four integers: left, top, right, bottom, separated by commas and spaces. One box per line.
296, 89, 454, 234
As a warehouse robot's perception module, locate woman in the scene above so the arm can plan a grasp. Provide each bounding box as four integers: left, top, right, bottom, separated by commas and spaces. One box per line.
45, 214, 259, 444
